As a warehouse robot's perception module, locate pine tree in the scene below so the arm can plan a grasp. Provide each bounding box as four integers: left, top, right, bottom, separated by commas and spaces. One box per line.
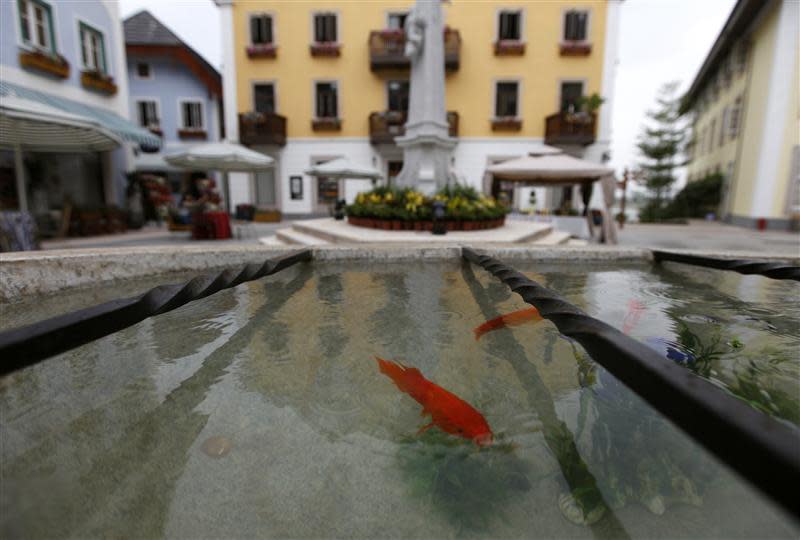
636, 81, 686, 218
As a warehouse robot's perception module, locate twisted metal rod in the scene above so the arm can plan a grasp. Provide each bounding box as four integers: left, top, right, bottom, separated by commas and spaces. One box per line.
653, 250, 800, 281
0, 249, 312, 376
462, 247, 800, 519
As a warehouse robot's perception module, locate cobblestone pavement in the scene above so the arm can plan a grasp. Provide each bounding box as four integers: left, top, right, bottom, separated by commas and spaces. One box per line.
617, 220, 799, 257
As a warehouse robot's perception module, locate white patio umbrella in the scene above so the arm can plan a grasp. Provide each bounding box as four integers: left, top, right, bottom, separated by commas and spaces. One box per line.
164, 141, 274, 213
303, 156, 382, 180
1, 94, 122, 212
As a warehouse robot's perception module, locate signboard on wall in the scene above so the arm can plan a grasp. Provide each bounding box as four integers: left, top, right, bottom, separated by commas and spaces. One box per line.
290, 176, 303, 200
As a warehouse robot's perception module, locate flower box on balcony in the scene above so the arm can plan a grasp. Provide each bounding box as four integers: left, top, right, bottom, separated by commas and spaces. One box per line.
80, 70, 118, 95
494, 40, 526, 56
247, 43, 277, 59
177, 129, 207, 140
19, 49, 70, 79
491, 117, 522, 131
559, 41, 592, 56
310, 42, 341, 57
312, 118, 342, 131
148, 126, 163, 137
378, 28, 404, 39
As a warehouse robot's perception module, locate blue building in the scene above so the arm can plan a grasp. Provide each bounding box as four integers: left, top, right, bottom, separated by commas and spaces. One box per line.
123, 10, 223, 198
0, 0, 160, 236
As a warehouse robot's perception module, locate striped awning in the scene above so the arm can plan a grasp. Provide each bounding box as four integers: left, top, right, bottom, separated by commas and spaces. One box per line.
1, 95, 122, 152
0, 80, 161, 150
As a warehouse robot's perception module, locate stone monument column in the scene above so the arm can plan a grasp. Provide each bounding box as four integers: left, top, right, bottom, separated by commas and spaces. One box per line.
393, 0, 456, 194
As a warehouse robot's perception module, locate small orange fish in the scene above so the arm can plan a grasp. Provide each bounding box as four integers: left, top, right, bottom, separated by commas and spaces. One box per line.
473, 307, 543, 341
375, 357, 494, 446
622, 299, 646, 335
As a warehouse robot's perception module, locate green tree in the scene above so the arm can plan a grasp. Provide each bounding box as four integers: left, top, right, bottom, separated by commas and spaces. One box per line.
636, 81, 686, 218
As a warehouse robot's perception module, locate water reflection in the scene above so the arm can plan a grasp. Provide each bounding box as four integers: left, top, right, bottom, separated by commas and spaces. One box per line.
461, 262, 629, 537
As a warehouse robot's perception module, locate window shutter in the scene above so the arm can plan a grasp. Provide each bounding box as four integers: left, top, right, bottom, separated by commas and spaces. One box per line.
251, 16, 260, 43
265, 17, 273, 43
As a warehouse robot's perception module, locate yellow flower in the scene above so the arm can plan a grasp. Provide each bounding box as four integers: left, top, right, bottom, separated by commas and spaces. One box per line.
369, 194, 382, 204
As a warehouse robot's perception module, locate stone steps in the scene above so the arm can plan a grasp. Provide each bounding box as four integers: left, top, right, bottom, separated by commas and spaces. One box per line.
260, 218, 581, 247
275, 227, 330, 246
534, 230, 572, 246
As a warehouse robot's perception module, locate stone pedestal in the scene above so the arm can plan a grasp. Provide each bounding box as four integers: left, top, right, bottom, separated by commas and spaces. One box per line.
393, 0, 456, 193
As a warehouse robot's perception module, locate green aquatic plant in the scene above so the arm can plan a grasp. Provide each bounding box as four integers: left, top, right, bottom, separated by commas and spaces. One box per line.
396, 430, 530, 532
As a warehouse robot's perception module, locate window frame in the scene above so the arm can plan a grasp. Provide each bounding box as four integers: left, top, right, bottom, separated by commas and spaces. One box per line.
558, 79, 586, 113
16, 0, 57, 54
135, 98, 161, 129
313, 80, 339, 120
249, 12, 275, 46
78, 20, 108, 74
493, 79, 521, 119
729, 95, 742, 138
561, 8, 591, 43
386, 80, 410, 113
135, 62, 153, 80
386, 11, 409, 30
311, 11, 339, 45
178, 98, 205, 130
252, 81, 278, 114
495, 8, 525, 43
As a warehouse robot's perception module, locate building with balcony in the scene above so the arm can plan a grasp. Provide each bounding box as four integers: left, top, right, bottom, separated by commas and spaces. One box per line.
124, 10, 224, 196
0, 0, 160, 236
682, 0, 799, 230
216, 0, 621, 216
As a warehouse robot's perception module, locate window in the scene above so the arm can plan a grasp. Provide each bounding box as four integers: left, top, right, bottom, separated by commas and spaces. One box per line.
250, 14, 273, 45
729, 96, 742, 138
314, 13, 337, 43
315, 82, 338, 119
181, 101, 204, 129
137, 101, 159, 128
498, 11, 521, 41
564, 10, 588, 41
387, 81, 409, 113
560, 81, 584, 112
708, 118, 716, 150
18, 0, 54, 52
495, 82, 519, 118
80, 22, 107, 74
719, 107, 728, 147
136, 63, 151, 78
387, 12, 408, 30
254, 84, 275, 114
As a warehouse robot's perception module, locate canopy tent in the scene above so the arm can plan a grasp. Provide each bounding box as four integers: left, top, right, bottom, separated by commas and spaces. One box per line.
487, 145, 613, 182
164, 141, 275, 212
303, 157, 382, 180
486, 145, 618, 243
1, 94, 125, 213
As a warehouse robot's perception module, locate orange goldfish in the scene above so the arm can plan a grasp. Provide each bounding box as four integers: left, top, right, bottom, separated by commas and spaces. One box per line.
473, 307, 543, 341
375, 357, 494, 447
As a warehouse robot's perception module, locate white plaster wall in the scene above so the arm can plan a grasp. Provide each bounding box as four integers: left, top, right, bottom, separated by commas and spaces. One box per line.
277, 138, 377, 214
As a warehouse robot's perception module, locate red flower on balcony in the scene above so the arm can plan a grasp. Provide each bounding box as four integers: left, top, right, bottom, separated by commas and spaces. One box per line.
310, 42, 341, 57
246, 43, 277, 58
494, 40, 525, 56
378, 28, 404, 39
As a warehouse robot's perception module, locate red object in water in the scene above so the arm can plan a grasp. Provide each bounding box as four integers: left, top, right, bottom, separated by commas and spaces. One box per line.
757, 218, 767, 231
473, 307, 543, 341
375, 357, 494, 446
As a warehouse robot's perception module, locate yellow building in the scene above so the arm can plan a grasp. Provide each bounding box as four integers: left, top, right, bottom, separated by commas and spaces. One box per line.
682, 0, 799, 230
216, 0, 621, 217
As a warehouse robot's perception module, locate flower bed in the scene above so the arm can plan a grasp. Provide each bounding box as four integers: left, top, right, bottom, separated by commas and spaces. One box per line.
346, 185, 509, 232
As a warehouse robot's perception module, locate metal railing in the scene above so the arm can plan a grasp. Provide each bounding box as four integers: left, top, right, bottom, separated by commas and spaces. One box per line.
0, 250, 311, 374
239, 111, 287, 146
462, 247, 800, 519
368, 28, 461, 71
369, 110, 458, 144
544, 111, 596, 146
